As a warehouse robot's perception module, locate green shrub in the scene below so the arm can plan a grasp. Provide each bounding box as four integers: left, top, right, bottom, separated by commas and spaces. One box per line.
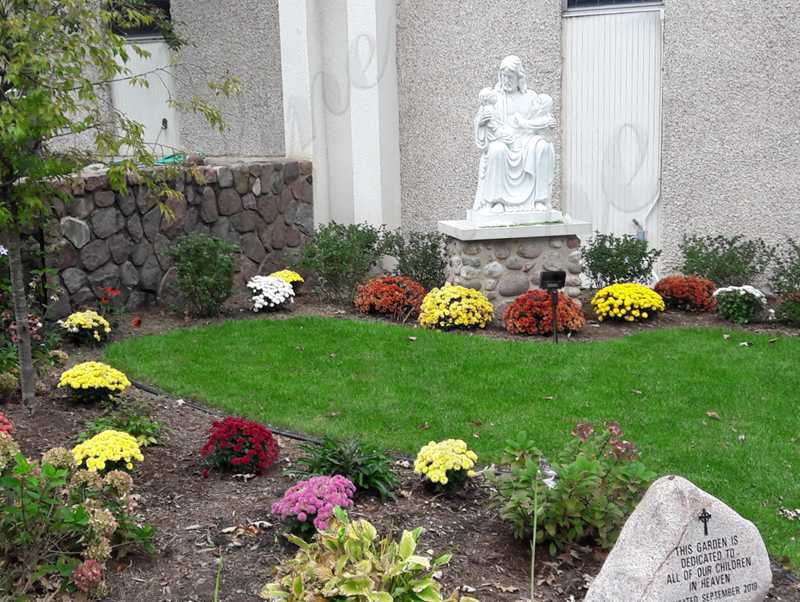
76, 405, 163, 447
713, 285, 767, 324
770, 239, 800, 295
302, 222, 386, 303
293, 437, 399, 501
777, 293, 800, 324
680, 234, 774, 286
168, 233, 238, 317
490, 422, 656, 555
0, 439, 154, 596
583, 232, 661, 287
260, 508, 478, 602
384, 230, 447, 290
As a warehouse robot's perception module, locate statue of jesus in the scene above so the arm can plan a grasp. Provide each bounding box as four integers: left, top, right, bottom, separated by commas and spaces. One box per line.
473, 55, 556, 216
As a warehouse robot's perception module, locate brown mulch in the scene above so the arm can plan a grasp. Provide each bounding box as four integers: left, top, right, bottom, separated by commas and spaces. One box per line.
2, 295, 799, 601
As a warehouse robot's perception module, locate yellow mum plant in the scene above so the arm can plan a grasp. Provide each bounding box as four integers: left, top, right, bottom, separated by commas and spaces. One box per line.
414, 439, 478, 490
591, 283, 666, 323
72, 430, 144, 473
419, 285, 494, 330
57, 310, 111, 344
270, 269, 304, 285
58, 361, 131, 404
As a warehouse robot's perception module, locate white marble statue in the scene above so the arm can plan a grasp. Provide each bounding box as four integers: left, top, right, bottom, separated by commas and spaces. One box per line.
472, 55, 556, 220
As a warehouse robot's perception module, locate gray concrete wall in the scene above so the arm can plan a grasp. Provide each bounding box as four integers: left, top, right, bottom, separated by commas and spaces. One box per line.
659, 2, 800, 269
171, 0, 285, 157
396, 0, 563, 232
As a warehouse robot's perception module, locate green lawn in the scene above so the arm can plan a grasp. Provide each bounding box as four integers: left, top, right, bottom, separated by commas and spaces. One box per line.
105, 317, 800, 565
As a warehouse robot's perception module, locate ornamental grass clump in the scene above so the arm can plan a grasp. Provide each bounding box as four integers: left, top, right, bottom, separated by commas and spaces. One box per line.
591, 283, 665, 322
260, 508, 478, 602
58, 361, 131, 404
414, 439, 478, 491
503, 290, 585, 336
271, 475, 356, 537
269, 269, 305, 292
654, 275, 717, 312
713, 285, 767, 324
247, 275, 296, 312
200, 416, 279, 476
72, 430, 144, 473
418, 284, 494, 330
355, 275, 427, 322
57, 310, 111, 344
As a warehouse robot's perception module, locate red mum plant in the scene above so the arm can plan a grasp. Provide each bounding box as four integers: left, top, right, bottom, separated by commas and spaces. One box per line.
0, 412, 12, 435
654, 275, 716, 312
354, 276, 427, 321
503, 290, 586, 336
200, 416, 279, 477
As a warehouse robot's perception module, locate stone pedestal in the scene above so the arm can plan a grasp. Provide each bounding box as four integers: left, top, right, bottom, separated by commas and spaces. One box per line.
438, 219, 592, 315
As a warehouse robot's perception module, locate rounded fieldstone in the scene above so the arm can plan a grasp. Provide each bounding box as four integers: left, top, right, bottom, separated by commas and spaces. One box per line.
62, 267, 88, 294
460, 266, 480, 280
529, 272, 540, 286
566, 274, 581, 286
91, 207, 125, 239
565, 286, 581, 298
185, 186, 198, 205
498, 273, 529, 297
87, 262, 120, 293
56, 243, 80, 270
251, 178, 262, 196
138, 255, 162, 292
549, 238, 563, 249
126, 291, 150, 311
200, 187, 218, 223
462, 256, 481, 268
81, 239, 110, 272
257, 194, 279, 224
286, 228, 301, 248
157, 267, 182, 307
160, 196, 187, 237
231, 210, 258, 233
130, 242, 153, 266
279, 187, 293, 212
240, 232, 266, 263
184, 207, 200, 233
217, 167, 233, 188
283, 161, 299, 183
142, 207, 162, 242
211, 217, 240, 245
84, 174, 107, 192
242, 193, 257, 210
154, 233, 172, 270
541, 251, 563, 272
271, 219, 287, 249
283, 201, 298, 226
93, 190, 115, 208
121, 261, 139, 287
485, 291, 497, 300
108, 232, 133, 264
270, 170, 283, 194
60, 217, 91, 249
518, 241, 543, 259
67, 196, 94, 219
127, 213, 144, 242
117, 191, 137, 216
218, 188, 242, 216
463, 243, 481, 256
295, 203, 313, 234
567, 261, 582, 275
567, 237, 581, 249
455, 278, 482, 290
234, 168, 250, 194
485, 278, 498, 291
72, 286, 96, 307
485, 261, 504, 278
45, 293, 71, 320
493, 243, 511, 260
506, 256, 524, 270
136, 187, 157, 213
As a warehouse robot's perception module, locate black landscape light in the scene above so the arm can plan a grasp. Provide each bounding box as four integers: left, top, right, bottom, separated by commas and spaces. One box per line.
540, 270, 567, 344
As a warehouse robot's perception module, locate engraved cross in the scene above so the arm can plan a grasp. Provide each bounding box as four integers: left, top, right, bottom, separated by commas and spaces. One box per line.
698, 508, 712, 536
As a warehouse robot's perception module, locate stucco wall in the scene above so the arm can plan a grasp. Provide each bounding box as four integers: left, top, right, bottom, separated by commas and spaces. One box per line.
659, 2, 800, 270
396, 0, 563, 232
171, 0, 285, 157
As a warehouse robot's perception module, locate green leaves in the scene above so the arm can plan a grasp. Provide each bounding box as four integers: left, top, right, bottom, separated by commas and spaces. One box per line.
584, 232, 662, 288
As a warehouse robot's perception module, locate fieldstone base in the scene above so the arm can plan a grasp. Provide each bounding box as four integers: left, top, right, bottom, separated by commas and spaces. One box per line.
443, 233, 585, 318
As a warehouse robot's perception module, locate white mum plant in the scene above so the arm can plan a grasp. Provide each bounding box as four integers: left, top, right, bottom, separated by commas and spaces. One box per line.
713, 285, 767, 324
247, 275, 295, 312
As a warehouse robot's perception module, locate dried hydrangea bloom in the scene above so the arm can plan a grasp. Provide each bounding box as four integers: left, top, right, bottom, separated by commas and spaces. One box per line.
42, 446, 76, 470
70, 468, 104, 490
72, 559, 104, 593
104, 470, 133, 497
0, 432, 20, 473
84, 537, 112, 561
89, 507, 118, 539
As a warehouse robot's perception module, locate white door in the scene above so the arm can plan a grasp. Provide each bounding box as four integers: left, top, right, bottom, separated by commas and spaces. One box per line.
110, 38, 179, 158
562, 7, 663, 247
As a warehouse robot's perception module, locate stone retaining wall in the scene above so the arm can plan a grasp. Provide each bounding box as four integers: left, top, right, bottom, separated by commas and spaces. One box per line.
45, 160, 313, 317
444, 234, 584, 317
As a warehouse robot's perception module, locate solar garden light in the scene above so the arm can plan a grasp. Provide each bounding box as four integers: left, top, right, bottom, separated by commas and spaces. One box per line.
540, 270, 567, 344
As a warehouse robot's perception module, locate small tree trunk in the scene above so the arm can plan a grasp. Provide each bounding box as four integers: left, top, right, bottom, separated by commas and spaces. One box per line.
6, 229, 36, 413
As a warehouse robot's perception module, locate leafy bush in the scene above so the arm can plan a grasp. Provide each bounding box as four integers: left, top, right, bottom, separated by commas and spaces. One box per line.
58, 361, 131, 404
72, 430, 144, 473
503, 290, 586, 335
247, 275, 295, 312
302, 222, 386, 303
419, 285, 494, 330
77, 406, 163, 447
414, 439, 478, 491
169, 233, 238, 317
0, 371, 17, 399
200, 416, 279, 477
770, 239, 800, 295
355, 275, 427, 321
383, 230, 447, 290
491, 422, 656, 554
0, 436, 154, 596
271, 475, 356, 538
260, 508, 478, 602
680, 234, 774, 286
777, 292, 800, 324
583, 232, 661, 287
591, 283, 665, 322
294, 437, 399, 501
653, 275, 717, 312
713, 285, 767, 324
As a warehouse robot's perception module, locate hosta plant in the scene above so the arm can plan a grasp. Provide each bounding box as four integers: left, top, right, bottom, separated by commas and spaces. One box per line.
271, 475, 356, 538
414, 439, 478, 491
247, 275, 296, 312
355, 275, 427, 322
72, 430, 144, 474
490, 423, 656, 554
57, 310, 112, 344
654, 275, 716, 312
418, 285, 493, 330
200, 416, 280, 476
591, 283, 665, 322
293, 437, 399, 501
260, 508, 479, 602
503, 290, 585, 336
58, 361, 131, 404
713, 285, 767, 324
